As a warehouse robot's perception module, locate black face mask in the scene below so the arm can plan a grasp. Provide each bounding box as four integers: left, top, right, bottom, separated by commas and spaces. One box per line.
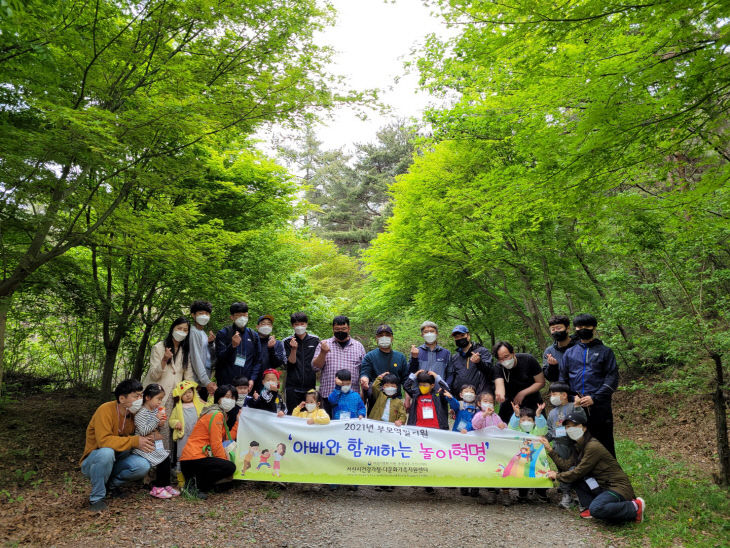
333, 330, 348, 341
551, 330, 568, 342
455, 337, 470, 349
576, 328, 594, 340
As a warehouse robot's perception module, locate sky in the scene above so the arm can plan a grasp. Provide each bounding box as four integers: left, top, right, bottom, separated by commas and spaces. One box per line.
257, 0, 451, 156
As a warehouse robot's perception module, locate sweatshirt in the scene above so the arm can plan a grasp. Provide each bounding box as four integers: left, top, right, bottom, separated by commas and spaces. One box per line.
80, 401, 140, 464
292, 406, 331, 424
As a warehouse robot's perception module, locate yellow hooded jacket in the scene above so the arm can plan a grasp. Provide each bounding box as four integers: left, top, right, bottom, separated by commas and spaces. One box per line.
168, 380, 206, 441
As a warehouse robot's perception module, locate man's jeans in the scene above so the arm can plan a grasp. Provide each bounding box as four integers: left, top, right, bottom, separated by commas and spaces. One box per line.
81, 448, 151, 503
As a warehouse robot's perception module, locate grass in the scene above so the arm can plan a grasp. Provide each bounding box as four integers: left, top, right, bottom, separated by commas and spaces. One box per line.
608, 439, 730, 547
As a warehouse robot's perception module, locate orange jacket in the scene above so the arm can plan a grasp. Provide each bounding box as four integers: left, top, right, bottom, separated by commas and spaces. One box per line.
80, 401, 140, 463
180, 408, 239, 461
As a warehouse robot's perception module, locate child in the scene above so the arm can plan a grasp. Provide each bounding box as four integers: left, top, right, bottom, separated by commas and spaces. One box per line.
368, 372, 406, 426
242, 441, 260, 476
250, 369, 287, 416
293, 389, 331, 424
257, 449, 272, 470
547, 382, 587, 509
444, 384, 478, 433
471, 392, 507, 430
228, 375, 252, 429
132, 383, 179, 498
272, 443, 286, 477
327, 369, 366, 420
168, 380, 206, 487
509, 401, 548, 503
403, 370, 449, 430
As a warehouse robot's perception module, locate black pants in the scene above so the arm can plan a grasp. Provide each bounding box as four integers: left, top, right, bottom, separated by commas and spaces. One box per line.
151, 457, 172, 488
180, 457, 236, 493
286, 387, 310, 415
586, 404, 615, 457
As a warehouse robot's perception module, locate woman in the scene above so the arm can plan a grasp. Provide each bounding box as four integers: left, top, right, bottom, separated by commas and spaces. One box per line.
179, 385, 238, 499
143, 317, 194, 450
492, 341, 545, 424
539, 412, 645, 523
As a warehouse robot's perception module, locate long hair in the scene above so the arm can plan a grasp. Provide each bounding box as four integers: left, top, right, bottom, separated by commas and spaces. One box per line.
163, 317, 191, 371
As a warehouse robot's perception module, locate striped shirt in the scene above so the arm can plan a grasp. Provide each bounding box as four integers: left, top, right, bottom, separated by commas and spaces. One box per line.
132, 406, 169, 466
313, 337, 366, 396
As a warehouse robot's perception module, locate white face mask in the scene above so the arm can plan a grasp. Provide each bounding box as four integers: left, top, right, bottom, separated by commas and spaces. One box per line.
550, 395, 563, 406
481, 402, 494, 411
236, 395, 247, 406
234, 316, 249, 328
383, 386, 397, 396
423, 332, 437, 344
305, 403, 317, 412
258, 325, 273, 336
567, 426, 584, 440
462, 392, 475, 402
500, 357, 516, 369
294, 325, 307, 336
196, 314, 210, 326
219, 397, 235, 412
128, 398, 143, 414
264, 381, 278, 391
520, 421, 535, 432
377, 336, 392, 348
340, 384, 351, 393
172, 329, 187, 342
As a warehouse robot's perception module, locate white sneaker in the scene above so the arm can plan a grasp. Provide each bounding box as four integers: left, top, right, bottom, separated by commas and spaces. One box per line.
559, 492, 572, 509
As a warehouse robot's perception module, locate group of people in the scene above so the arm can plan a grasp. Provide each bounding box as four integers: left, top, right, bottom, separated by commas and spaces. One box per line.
80, 303, 644, 524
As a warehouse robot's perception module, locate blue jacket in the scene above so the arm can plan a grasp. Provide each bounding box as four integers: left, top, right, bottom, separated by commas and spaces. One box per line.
408, 344, 451, 378
558, 339, 618, 406
215, 325, 263, 387
446, 396, 477, 432
327, 387, 366, 420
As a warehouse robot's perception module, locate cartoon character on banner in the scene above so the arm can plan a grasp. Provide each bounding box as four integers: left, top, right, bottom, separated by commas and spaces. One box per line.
496, 440, 549, 478
272, 443, 286, 477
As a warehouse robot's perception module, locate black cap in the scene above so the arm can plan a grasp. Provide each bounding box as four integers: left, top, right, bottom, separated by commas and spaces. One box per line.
375, 324, 393, 335
565, 411, 587, 425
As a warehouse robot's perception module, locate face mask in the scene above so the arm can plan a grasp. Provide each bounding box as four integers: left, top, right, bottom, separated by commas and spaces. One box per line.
333, 330, 348, 341
520, 421, 534, 432
172, 329, 187, 342
423, 332, 437, 344
576, 328, 594, 340
567, 426, 584, 440
219, 397, 235, 412
500, 357, 516, 369
234, 316, 249, 328
455, 337, 469, 349
237, 395, 247, 406
258, 325, 272, 336
481, 402, 494, 411
551, 330, 568, 341
550, 395, 563, 406
264, 381, 278, 391
128, 398, 143, 414
419, 385, 431, 395
377, 336, 392, 348
305, 403, 317, 412
196, 314, 210, 326
294, 325, 307, 336
340, 384, 351, 393
383, 386, 397, 397
462, 392, 475, 402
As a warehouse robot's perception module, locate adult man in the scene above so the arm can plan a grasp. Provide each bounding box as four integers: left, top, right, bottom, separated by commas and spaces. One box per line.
312, 315, 366, 415
188, 300, 217, 397
215, 302, 262, 389
283, 312, 320, 414
493, 341, 545, 424
542, 314, 577, 382
256, 314, 285, 372
445, 325, 501, 397
359, 324, 408, 392
408, 321, 451, 378
559, 313, 619, 456
80, 379, 154, 511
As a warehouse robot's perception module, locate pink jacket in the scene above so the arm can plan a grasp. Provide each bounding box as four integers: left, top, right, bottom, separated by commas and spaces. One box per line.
471, 411, 506, 430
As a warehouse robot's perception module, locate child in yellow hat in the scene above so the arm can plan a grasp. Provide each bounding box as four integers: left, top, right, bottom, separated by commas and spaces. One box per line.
168, 380, 207, 487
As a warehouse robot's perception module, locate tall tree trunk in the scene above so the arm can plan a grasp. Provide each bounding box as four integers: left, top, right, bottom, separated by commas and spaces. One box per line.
132, 322, 154, 381
541, 255, 555, 317
710, 351, 730, 487
0, 293, 11, 396
100, 342, 121, 398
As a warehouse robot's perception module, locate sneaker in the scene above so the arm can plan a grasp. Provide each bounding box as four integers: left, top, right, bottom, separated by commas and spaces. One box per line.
634, 497, 645, 523
424, 487, 435, 494
150, 486, 173, 499
164, 486, 180, 496
460, 487, 470, 496
106, 486, 128, 499
88, 500, 107, 512
470, 488, 480, 498
559, 492, 572, 509
580, 509, 592, 519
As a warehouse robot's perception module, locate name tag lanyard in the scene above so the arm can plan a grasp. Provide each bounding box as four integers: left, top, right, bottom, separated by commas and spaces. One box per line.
236, 328, 248, 366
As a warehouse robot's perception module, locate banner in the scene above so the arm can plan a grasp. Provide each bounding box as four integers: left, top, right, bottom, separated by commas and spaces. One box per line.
233, 408, 552, 488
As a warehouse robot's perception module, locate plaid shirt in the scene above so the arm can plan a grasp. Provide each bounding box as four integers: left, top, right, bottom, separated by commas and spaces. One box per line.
313, 337, 366, 396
